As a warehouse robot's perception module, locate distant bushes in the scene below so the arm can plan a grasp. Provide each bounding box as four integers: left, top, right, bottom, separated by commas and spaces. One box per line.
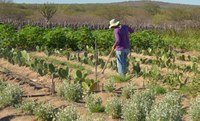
0, 24, 199, 52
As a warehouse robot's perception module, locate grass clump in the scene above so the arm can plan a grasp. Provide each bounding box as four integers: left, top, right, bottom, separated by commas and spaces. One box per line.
86, 94, 104, 113
147, 92, 182, 121
147, 84, 167, 95
111, 75, 132, 83
188, 95, 200, 121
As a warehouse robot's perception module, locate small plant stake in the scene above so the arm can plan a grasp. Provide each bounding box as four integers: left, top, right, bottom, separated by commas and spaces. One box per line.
48, 63, 56, 95
94, 38, 100, 92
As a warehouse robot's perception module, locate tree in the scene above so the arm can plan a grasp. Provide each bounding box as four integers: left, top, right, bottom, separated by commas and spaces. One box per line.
40, 3, 57, 24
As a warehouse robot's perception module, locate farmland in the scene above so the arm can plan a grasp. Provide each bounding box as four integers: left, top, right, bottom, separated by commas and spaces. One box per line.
0, 1, 200, 121
0, 22, 200, 121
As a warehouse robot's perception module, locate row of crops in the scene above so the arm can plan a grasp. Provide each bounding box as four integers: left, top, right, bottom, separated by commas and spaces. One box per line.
1, 79, 200, 121
0, 48, 100, 95
0, 23, 200, 120
0, 24, 168, 52
34, 46, 200, 96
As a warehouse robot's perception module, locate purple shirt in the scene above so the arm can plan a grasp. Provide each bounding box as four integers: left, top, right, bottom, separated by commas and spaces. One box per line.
114, 25, 134, 51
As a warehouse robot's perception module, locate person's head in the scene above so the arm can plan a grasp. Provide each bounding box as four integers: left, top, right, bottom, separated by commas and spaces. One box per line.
109, 19, 120, 29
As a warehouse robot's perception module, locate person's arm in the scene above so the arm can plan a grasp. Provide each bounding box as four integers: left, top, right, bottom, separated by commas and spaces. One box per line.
113, 29, 120, 50
128, 26, 134, 33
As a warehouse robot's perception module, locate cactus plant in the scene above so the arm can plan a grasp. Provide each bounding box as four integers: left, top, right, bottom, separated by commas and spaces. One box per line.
58, 67, 69, 79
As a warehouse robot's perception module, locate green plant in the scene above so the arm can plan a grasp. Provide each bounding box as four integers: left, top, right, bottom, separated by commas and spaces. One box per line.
132, 61, 141, 77
82, 79, 98, 95
58, 81, 82, 102
122, 83, 135, 99
104, 80, 115, 92
122, 90, 155, 121
43, 28, 67, 49
163, 73, 183, 87
105, 97, 122, 119
33, 103, 56, 121
58, 66, 69, 79
16, 25, 44, 50
188, 96, 200, 121
147, 92, 182, 121
86, 94, 104, 113
111, 75, 132, 83
147, 84, 167, 95
54, 106, 80, 121
0, 81, 22, 108
74, 70, 88, 83
20, 101, 39, 114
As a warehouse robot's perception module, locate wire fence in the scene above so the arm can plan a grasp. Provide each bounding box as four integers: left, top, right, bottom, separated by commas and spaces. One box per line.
0, 18, 200, 31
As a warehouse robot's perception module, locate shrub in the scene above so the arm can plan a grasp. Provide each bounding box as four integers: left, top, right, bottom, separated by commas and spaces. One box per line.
0, 24, 16, 48
43, 28, 67, 49
33, 103, 56, 121
122, 83, 135, 99
54, 106, 80, 121
105, 97, 122, 119
0, 81, 22, 108
147, 92, 182, 121
130, 30, 167, 50
86, 94, 104, 113
104, 80, 115, 92
16, 25, 44, 50
58, 82, 82, 102
20, 101, 39, 114
188, 96, 200, 121
122, 90, 155, 121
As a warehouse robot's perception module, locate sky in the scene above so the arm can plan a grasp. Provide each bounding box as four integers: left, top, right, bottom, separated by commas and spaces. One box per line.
13, 0, 200, 5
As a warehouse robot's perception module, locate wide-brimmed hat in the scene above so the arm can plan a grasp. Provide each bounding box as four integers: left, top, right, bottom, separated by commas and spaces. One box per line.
109, 19, 120, 29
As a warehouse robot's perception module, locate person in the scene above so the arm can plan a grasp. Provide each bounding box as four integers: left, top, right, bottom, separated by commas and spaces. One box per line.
109, 19, 134, 76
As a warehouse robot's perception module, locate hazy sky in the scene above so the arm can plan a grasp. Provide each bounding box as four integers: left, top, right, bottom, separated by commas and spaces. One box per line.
13, 0, 200, 5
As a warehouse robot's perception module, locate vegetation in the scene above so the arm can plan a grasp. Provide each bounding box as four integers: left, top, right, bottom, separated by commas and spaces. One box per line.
0, 1, 200, 120
188, 96, 200, 121
58, 81, 82, 102
104, 80, 115, 92
147, 92, 182, 121
122, 83, 135, 99
105, 97, 122, 119
0, 81, 22, 108
54, 106, 80, 121
122, 90, 155, 121
85, 94, 104, 113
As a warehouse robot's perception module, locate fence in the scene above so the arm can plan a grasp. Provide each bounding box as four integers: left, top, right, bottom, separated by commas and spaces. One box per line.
0, 19, 200, 31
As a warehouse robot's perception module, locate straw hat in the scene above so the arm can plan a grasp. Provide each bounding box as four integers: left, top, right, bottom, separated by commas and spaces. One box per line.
109, 19, 120, 29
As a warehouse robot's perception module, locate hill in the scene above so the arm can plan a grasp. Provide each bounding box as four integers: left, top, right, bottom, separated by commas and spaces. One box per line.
111, 1, 199, 8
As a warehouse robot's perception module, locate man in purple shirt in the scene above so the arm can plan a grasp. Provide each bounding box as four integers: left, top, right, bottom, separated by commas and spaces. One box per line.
109, 19, 134, 76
